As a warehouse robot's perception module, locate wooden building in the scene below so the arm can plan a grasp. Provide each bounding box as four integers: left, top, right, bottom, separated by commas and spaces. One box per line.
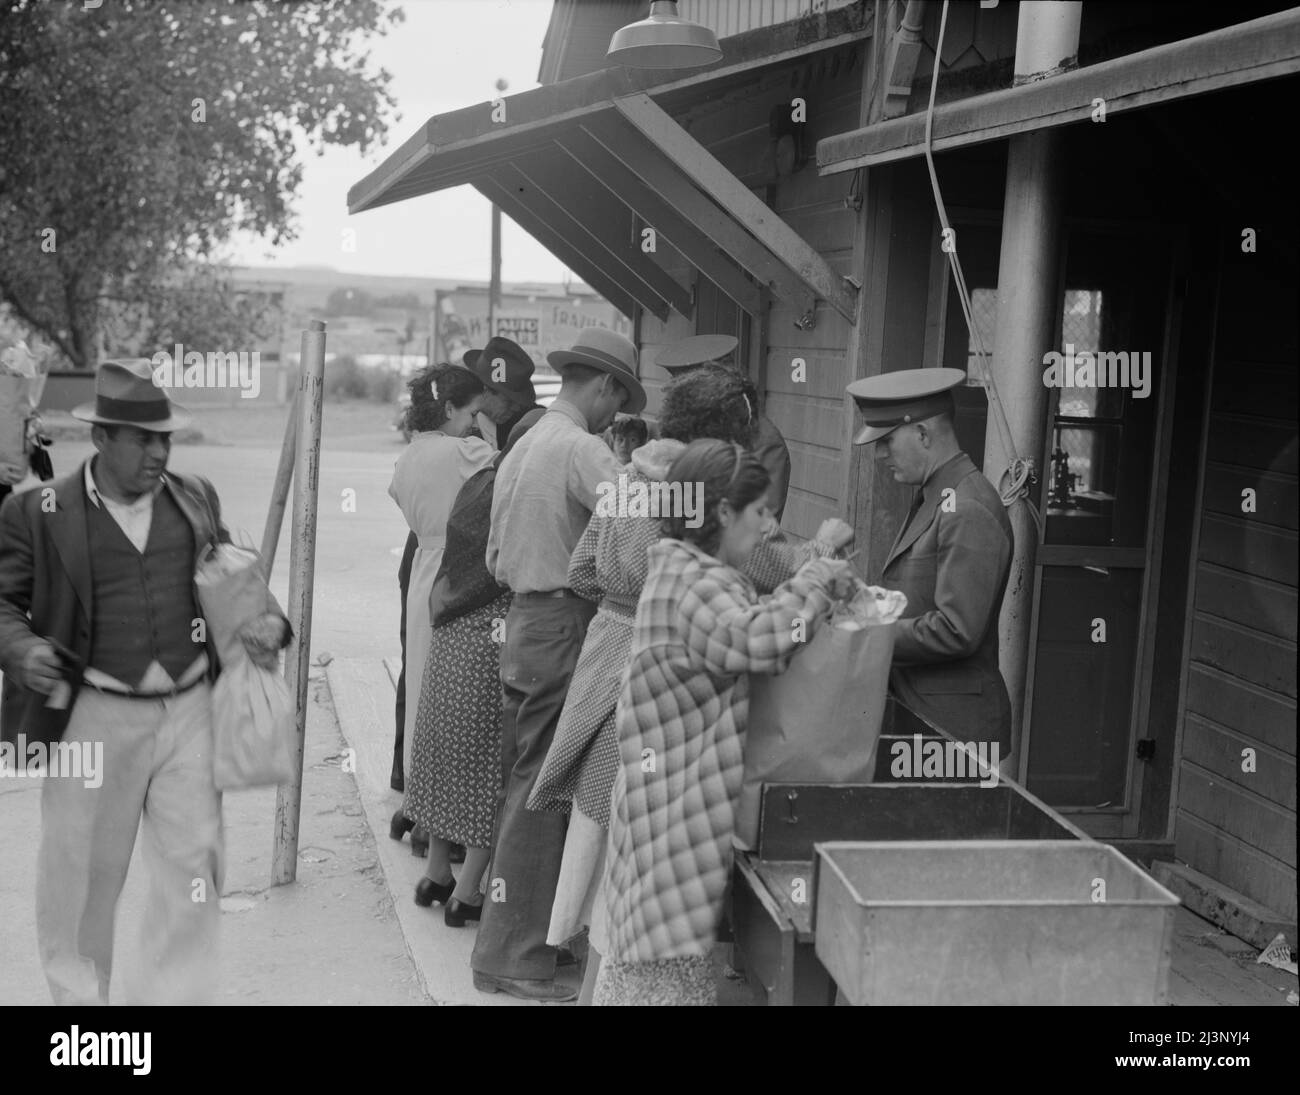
349, 1, 1297, 930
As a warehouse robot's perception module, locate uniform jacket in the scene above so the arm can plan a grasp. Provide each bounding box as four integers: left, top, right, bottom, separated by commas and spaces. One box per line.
0, 461, 231, 747
883, 452, 1014, 749
603, 539, 840, 962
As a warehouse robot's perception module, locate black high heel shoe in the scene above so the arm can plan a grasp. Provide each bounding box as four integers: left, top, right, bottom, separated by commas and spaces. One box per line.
414, 877, 456, 908
444, 896, 483, 927
390, 810, 415, 842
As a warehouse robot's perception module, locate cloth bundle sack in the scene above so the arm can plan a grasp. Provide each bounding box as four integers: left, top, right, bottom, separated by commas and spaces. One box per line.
736, 584, 907, 847
0, 374, 33, 471
195, 543, 295, 790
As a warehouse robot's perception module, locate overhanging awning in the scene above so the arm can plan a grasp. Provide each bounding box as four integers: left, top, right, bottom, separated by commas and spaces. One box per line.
817, 9, 1300, 174
348, 5, 871, 326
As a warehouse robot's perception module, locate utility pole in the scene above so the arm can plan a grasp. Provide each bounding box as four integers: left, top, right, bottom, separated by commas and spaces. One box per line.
488, 77, 508, 338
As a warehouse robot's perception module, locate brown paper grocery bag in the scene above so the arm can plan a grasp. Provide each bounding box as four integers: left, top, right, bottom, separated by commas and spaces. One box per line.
736, 614, 896, 848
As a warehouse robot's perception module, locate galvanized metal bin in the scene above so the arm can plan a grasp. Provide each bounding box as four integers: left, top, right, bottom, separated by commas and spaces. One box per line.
813, 840, 1179, 1005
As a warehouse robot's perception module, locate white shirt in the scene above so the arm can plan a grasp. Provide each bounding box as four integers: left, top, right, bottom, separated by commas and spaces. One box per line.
82, 460, 207, 694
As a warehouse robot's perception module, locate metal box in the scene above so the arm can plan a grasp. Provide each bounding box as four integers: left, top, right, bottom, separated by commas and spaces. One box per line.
813, 840, 1179, 1005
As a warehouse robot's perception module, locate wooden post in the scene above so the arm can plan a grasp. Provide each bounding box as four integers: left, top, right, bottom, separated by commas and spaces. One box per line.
272, 321, 326, 886
259, 389, 300, 576
984, 1, 1081, 772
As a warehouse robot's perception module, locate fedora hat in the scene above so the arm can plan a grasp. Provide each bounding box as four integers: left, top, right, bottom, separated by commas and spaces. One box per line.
654, 334, 739, 376
72, 358, 193, 432
547, 328, 646, 414
462, 337, 537, 407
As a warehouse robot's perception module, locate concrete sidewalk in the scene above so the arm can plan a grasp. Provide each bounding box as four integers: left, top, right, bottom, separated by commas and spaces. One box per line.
0, 665, 424, 1006
325, 656, 582, 1005
324, 657, 1296, 1008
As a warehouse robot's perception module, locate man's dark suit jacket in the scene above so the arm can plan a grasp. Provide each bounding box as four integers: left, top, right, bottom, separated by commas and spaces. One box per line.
883, 451, 1014, 749
0, 460, 231, 748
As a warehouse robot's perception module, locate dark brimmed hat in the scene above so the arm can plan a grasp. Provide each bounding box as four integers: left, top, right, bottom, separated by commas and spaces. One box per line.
548, 328, 645, 414
654, 334, 739, 376
462, 336, 537, 408
71, 358, 193, 432
847, 368, 965, 445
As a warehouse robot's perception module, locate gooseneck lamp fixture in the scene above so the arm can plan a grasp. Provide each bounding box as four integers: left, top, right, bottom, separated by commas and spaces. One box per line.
606, 1, 722, 69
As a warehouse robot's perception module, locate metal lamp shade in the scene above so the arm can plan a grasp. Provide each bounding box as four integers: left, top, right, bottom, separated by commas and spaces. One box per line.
607, 2, 722, 69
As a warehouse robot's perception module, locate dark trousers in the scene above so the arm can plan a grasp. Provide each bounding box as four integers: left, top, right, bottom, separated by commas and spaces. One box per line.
471, 594, 595, 981
393, 530, 417, 791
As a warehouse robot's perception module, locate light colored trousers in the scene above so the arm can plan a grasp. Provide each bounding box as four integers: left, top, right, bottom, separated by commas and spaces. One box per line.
37, 683, 223, 1005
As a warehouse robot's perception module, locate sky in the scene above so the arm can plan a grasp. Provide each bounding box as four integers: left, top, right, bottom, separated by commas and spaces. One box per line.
226, 0, 575, 284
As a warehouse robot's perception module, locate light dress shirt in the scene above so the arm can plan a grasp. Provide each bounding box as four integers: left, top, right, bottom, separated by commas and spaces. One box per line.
487, 399, 620, 593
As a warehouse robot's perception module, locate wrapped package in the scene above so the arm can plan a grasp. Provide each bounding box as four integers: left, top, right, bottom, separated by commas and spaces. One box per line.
736, 582, 908, 847
0, 343, 47, 474
195, 543, 294, 790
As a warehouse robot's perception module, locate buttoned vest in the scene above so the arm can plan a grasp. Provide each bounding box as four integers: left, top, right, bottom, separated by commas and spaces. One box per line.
86, 488, 202, 687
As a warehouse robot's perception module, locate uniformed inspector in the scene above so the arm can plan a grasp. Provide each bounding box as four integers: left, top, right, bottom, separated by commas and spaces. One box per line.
848, 368, 1014, 752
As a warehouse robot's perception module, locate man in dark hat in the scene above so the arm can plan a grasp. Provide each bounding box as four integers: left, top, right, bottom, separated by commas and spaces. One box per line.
653, 335, 793, 521
848, 368, 1014, 752
472, 328, 641, 1002
0, 358, 290, 1004
463, 335, 546, 450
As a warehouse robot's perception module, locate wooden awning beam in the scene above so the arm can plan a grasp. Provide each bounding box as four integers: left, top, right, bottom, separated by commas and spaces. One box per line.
506, 151, 694, 318
581, 115, 817, 325
472, 179, 639, 320
615, 93, 860, 324
553, 128, 762, 317
817, 8, 1300, 173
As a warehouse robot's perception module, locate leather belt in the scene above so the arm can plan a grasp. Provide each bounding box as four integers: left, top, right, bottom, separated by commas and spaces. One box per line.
86, 673, 207, 700
516, 589, 582, 600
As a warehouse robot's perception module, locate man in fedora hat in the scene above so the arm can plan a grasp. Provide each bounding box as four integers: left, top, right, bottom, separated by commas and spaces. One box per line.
653, 334, 793, 521
472, 327, 641, 1002
463, 335, 545, 451
0, 358, 289, 1004
847, 368, 1014, 751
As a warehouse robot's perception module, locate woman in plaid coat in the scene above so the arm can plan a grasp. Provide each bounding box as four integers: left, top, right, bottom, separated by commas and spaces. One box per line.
530, 367, 852, 1003
593, 440, 856, 1006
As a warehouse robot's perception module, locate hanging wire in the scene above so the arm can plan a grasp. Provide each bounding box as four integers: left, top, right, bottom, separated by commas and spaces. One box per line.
921, 0, 1043, 534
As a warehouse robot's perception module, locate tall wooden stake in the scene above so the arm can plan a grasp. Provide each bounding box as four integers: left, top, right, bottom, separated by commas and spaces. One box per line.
272, 321, 326, 885
260, 389, 301, 577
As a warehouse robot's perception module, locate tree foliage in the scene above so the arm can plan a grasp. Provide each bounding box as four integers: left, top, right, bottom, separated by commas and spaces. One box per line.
0, 0, 401, 367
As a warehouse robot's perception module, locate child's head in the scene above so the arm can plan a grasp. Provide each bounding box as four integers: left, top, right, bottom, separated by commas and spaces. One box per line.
662, 438, 772, 566
607, 415, 649, 462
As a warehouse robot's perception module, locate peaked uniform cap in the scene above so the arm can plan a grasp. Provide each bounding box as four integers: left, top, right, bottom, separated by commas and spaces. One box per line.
71, 357, 193, 432
847, 368, 965, 445
654, 334, 739, 375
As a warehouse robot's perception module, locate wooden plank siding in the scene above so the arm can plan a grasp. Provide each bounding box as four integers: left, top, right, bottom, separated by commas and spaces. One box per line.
636, 43, 868, 540
1176, 255, 1298, 920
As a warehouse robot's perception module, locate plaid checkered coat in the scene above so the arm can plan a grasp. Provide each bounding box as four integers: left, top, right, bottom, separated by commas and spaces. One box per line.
603, 539, 841, 962
529, 439, 831, 825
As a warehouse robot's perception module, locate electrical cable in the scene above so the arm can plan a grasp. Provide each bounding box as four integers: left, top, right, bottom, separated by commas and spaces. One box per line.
922, 0, 1043, 535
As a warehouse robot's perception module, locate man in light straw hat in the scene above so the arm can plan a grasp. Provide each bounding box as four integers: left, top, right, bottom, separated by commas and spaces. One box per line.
473, 327, 641, 1002
0, 358, 289, 1004
847, 367, 1013, 751
653, 334, 793, 520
